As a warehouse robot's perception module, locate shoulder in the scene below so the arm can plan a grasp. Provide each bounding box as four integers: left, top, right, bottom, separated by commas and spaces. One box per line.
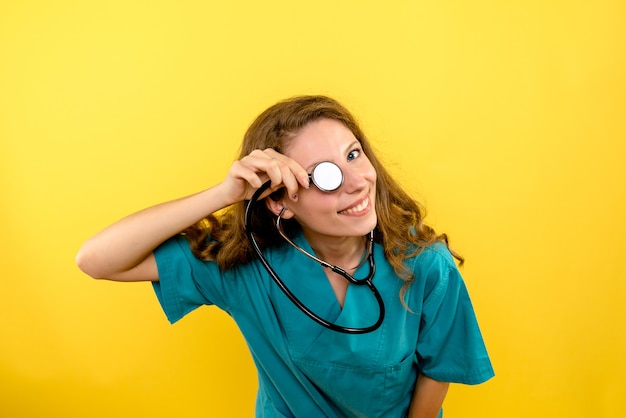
404, 241, 464, 304
408, 241, 457, 274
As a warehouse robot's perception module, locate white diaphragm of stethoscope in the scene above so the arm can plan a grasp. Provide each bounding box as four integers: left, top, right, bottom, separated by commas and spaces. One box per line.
308, 161, 344, 192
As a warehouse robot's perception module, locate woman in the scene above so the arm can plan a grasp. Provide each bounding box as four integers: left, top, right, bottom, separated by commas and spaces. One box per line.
77, 95, 494, 417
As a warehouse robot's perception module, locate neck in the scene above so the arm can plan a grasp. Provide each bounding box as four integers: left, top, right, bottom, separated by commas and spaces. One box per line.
305, 233, 369, 271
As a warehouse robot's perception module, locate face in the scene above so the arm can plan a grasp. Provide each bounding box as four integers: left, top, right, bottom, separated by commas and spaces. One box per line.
279, 118, 377, 244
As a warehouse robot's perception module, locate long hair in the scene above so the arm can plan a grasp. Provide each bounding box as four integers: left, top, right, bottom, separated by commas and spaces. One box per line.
183, 95, 462, 300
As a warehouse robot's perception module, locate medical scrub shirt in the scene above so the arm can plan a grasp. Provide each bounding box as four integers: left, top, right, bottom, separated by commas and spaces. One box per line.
153, 232, 494, 417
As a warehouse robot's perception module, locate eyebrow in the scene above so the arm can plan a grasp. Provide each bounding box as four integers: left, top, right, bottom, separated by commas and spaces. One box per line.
344, 140, 361, 153
305, 140, 361, 172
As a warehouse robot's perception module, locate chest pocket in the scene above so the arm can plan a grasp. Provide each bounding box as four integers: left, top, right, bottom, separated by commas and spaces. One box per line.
292, 350, 416, 417
288, 313, 417, 418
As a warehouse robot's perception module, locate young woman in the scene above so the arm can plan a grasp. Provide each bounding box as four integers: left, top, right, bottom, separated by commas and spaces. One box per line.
76, 95, 494, 417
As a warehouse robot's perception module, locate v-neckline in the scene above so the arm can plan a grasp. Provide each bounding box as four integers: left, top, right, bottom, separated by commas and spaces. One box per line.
322, 268, 350, 308
292, 233, 374, 310
292, 233, 349, 311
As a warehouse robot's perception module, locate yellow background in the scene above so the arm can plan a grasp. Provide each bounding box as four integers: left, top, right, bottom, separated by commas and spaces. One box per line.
1, 1, 625, 416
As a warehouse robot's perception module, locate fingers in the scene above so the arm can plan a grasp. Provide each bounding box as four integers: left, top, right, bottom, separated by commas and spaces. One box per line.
230, 149, 309, 202
262, 149, 310, 200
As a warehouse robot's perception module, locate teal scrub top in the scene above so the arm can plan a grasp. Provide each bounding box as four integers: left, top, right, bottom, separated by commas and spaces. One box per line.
152, 232, 494, 417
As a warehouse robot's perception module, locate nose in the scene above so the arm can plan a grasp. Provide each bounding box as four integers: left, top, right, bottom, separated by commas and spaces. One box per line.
340, 163, 367, 193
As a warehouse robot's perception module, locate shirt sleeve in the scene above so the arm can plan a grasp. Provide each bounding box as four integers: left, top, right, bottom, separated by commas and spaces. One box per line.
151, 235, 233, 324
413, 245, 495, 384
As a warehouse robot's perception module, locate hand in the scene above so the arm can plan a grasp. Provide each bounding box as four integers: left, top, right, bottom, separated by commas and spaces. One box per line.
218, 148, 310, 205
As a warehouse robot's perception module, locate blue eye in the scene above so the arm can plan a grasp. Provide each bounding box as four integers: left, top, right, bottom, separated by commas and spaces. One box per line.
347, 149, 361, 161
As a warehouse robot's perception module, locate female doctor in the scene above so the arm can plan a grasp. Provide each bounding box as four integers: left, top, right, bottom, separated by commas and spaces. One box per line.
76, 95, 494, 417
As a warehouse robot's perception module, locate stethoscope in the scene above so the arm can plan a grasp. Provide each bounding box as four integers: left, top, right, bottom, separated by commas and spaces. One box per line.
244, 160, 385, 334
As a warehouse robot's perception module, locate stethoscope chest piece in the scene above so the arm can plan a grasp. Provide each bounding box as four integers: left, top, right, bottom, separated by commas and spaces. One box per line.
309, 161, 343, 192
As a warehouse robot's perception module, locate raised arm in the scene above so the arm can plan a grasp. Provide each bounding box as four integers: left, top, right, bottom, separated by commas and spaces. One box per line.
76, 185, 235, 281
75, 148, 309, 282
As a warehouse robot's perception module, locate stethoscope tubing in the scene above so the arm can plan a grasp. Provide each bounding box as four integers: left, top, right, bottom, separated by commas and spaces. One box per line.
244, 180, 385, 334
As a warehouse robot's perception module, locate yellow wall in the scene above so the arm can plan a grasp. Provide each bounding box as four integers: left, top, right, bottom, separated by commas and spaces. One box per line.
1, 1, 624, 416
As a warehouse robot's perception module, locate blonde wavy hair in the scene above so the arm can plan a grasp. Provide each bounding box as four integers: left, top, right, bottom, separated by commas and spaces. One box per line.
183, 95, 462, 299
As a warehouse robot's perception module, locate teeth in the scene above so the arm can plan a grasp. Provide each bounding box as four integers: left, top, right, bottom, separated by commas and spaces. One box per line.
341, 198, 368, 214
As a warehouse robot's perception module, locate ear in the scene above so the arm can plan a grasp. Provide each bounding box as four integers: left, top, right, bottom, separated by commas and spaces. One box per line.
265, 197, 295, 219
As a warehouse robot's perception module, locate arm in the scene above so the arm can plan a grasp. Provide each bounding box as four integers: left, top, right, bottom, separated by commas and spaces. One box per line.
76, 185, 234, 281
408, 372, 450, 418
76, 149, 309, 282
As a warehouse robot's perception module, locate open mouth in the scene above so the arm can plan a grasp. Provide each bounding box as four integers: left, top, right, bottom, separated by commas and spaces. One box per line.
339, 197, 370, 215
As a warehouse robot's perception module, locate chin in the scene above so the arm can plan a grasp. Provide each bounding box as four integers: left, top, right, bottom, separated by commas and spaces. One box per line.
355, 211, 378, 236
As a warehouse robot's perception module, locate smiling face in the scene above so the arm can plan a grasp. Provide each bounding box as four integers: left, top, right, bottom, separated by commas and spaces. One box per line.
278, 118, 378, 246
